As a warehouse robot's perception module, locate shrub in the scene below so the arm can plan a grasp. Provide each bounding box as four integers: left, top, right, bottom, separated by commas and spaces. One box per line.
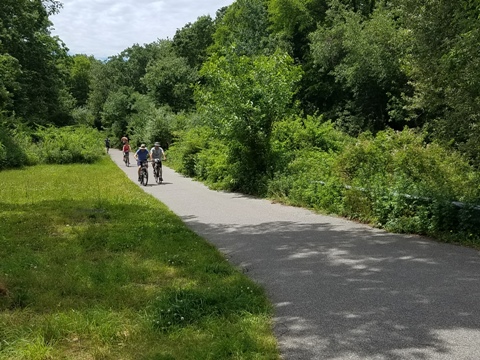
195, 139, 232, 190
335, 128, 480, 236
268, 149, 344, 214
0, 120, 30, 169
167, 126, 215, 177
34, 125, 104, 164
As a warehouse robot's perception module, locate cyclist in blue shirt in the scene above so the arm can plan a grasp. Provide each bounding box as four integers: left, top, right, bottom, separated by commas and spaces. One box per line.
134, 144, 150, 181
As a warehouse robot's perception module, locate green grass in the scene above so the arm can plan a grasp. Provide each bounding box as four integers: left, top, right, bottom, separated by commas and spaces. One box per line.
0, 158, 279, 360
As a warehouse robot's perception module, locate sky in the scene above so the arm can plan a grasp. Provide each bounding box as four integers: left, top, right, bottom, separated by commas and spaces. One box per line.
50, 0, 235, 59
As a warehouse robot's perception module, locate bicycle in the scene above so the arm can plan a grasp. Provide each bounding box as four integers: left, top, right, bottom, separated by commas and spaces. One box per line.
139, 160, 148, 186
152, 159, 163, 184
123, 152, 130, 167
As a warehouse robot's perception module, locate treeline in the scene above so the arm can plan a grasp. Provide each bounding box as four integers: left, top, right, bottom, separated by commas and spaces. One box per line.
1, 0, 479, 243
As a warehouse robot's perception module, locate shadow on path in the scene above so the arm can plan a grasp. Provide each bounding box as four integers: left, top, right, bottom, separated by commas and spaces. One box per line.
181, 217, 480, 360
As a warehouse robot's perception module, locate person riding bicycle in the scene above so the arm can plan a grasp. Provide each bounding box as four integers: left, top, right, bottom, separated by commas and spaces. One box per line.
122, 141, 131, 165
150, 142, 166, 181
134, 144, 150, 182
104, 137, 110, 153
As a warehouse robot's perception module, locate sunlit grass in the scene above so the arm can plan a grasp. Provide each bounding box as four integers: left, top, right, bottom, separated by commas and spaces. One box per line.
0, 158, 279, 359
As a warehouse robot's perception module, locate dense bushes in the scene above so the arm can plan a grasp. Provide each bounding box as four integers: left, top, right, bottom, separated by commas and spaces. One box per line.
335, 129, 480, 239
0, 123, 104, 170
34, 125, 104, 164
0, 123, 30, 169
168, 120, 480, 245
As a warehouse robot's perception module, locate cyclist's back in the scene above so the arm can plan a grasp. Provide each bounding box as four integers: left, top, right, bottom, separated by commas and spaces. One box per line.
150, 142, 166, 182
134, 144, 150, 181
150, 142, 165, 160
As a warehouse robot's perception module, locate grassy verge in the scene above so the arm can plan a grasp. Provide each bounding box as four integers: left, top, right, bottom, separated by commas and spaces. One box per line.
0, 158, 279, 360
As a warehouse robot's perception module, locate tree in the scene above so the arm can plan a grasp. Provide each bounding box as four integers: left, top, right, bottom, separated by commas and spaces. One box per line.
196, 50, 302, 193
142, 41, 198, 113
393, 0, 480, 165
0, 0, 71, 126
173, 15, 216, 69
66, 54, 96, 107
211, 0, 274, 57
267, 0, 329, 60
310, 3, 412, 134
0, 54, 20, 112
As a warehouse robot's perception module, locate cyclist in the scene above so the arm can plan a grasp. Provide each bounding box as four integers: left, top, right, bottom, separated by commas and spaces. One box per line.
150, 142, 166, 181
122, 141, 131, 166
134, 144, 150, 182
104, 137, 110, 153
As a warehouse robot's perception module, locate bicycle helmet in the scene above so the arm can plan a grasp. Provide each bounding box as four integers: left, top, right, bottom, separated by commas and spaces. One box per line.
154, 142, 160, 146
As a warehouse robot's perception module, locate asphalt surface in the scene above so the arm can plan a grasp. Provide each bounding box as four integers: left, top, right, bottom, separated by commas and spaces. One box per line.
111, 150, 480, 360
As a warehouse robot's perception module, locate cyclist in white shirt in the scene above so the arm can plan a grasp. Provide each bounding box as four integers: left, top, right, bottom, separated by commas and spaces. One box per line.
150, 142, 166, 181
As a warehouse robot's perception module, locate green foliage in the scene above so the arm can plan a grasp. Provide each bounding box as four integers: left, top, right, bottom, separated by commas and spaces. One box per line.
167, 125, 216, 178
196, 50, 302, 194
310, 4, 412, 134
267, 0, 329, 59
66, 54, 97, 107
268, 148, 344, 213
0, 54, 21, 111
272, 115, 349, 152
211, 0, 274, 57
142, 41, 198, 113
194, 139, 232, 189
33, 125, 104, 164
163, 113, 232, 190
396, 0, 480, 165
87, 60, 120, 128
0, 0, 72, 126
335, 128, 480, 236
101, 86, 134, 135
127, 95, 175, 149
173, 15, 216, 69
268, 126, 480, 243
0, 127, 28, 169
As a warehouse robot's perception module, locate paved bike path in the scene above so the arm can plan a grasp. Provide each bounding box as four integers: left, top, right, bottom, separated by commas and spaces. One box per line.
111, 150, 480, 360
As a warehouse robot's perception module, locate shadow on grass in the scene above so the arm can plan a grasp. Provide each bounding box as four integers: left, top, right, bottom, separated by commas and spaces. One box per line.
177, 216, 480, 359
0, 199, 213, 312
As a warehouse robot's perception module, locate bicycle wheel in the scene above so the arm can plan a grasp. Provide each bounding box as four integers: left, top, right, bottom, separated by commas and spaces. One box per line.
155, 164, 162, 184
141, 168, 148, 186
126, 155, 130, 167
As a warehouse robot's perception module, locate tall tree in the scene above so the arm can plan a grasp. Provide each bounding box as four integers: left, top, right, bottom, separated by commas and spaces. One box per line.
395, 0, 480, 165
66, 54, 97, 107
0, 0, 71, 125
142, 41, 198, 113
172, 15, 216, 69
211, 0, 274, 57
196, 50, 302, 193
310, 3, 412, 134
268, 0, 329, 60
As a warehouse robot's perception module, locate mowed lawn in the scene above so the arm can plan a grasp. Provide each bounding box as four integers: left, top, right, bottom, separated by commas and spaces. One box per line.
0, 158, 279, 360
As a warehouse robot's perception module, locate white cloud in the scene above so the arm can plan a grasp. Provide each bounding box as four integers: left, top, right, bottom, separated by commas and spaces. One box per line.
50, 0, 234, 59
